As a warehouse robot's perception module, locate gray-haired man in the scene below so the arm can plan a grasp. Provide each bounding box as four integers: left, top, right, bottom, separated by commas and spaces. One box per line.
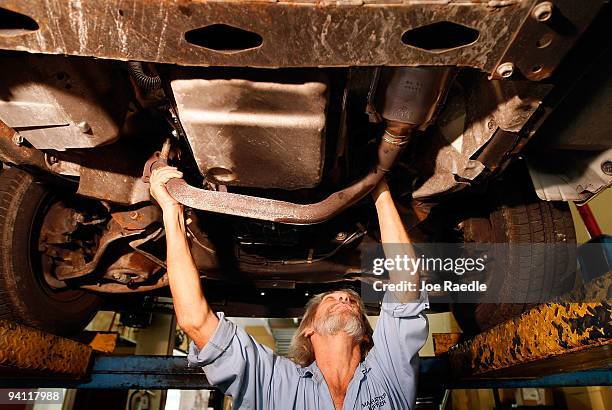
150, 167, 428, 409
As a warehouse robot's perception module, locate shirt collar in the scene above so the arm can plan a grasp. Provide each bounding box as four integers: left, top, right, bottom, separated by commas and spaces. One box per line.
298, 360, 320, 381
298, 361, 370, 383
356, 361, 370, 380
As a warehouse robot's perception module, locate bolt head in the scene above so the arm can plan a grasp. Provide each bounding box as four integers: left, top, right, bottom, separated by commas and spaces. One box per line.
112, 272, 129, 283
532, 2, 553, 22
335, 232, 348, 241
76, 121, 92, 134
129, 211, 139, 220
496, 62, 515, 78
11, 133, 23, 146
601, 160, 612, 176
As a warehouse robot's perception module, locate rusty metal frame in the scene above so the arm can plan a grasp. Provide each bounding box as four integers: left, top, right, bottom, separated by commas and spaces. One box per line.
0, 319, 92, 377
449, 271, 612, 378
0, 1, 604, 80
0, 119, 47, 170
54, 219, 141, 280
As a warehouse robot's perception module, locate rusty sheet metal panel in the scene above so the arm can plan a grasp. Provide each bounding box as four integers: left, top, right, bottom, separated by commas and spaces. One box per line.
449, 272, 612, 377
0, 319, 92, 377
0, 0, 538, 72
77, 166, 151, 204
1, 117, 153, 205
411, 78, 552, 199
0, 54, 128, 150
171, 71, 328, 189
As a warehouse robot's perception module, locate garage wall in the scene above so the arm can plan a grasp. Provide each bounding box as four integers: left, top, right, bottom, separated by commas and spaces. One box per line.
570, 188, 612, 243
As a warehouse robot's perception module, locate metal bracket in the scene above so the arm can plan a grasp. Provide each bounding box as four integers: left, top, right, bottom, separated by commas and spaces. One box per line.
491, 0, 605, 81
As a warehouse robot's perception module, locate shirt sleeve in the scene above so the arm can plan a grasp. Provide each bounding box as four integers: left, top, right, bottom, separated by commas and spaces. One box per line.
186, 312, 283, 409
366, 289, 429, 405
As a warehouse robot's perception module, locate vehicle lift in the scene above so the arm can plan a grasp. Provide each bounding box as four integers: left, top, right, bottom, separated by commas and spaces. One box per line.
0, 271, 610, 404
0, 205, 610, 405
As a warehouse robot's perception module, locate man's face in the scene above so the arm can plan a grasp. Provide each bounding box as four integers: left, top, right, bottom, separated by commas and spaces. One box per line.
311, 291, 364, 339
316, 291, 360, 318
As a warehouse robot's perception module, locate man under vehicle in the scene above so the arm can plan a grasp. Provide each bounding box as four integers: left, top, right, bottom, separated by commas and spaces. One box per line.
150, 166, 429, 410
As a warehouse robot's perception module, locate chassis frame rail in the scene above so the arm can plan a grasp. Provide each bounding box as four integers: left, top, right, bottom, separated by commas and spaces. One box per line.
0, 1, 605, 81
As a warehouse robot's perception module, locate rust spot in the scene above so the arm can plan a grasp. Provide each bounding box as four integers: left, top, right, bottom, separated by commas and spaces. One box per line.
178, 4, 192, 16
450, 272, 612, 376
0, 319, 91, 376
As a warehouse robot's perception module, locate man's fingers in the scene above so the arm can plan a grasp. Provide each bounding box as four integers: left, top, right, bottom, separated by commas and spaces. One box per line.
151, 166, 177, 177
151, 167, 183, 184
151, 166, 177, 180
149, 166, 183, 208
156, 170, 183, 183
149, 167, 182, 209
151, 165, 176, 173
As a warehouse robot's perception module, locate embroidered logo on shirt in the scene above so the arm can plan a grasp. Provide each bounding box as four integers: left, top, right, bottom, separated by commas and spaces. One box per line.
361, 392, 387, 409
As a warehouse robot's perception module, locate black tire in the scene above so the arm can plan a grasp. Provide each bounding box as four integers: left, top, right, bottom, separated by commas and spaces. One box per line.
453, 167, 577, 334
0, 167, 101, 336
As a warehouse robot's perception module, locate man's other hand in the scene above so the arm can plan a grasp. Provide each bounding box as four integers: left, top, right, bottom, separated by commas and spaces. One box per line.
149, 166, 183, 211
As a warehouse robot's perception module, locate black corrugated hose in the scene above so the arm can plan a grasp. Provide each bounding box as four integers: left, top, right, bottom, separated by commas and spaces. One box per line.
127, 61, 162, 92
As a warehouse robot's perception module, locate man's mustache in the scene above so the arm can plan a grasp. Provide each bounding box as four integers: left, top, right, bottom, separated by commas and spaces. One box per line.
328, 301, 358, 313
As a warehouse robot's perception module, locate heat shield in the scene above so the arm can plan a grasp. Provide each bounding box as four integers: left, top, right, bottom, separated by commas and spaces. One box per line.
171, 72, 328, 189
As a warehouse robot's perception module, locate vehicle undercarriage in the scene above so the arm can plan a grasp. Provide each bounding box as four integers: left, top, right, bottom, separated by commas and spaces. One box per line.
0, 0, 610, 335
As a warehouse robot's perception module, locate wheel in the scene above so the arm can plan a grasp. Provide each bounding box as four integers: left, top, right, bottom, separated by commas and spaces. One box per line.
0, 167, 101, 336
452, 165, 577, 334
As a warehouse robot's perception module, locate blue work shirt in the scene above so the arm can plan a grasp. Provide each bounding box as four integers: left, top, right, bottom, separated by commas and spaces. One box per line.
187, 290, 429, 409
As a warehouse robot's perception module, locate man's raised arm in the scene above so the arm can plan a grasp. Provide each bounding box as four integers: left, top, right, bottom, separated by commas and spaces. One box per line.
149, 166, 219, 349
366, 178, 429, 408
372, 179, 420, 303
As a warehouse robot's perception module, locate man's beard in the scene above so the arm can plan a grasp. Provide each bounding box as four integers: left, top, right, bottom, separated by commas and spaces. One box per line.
314, 307, 365, 341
